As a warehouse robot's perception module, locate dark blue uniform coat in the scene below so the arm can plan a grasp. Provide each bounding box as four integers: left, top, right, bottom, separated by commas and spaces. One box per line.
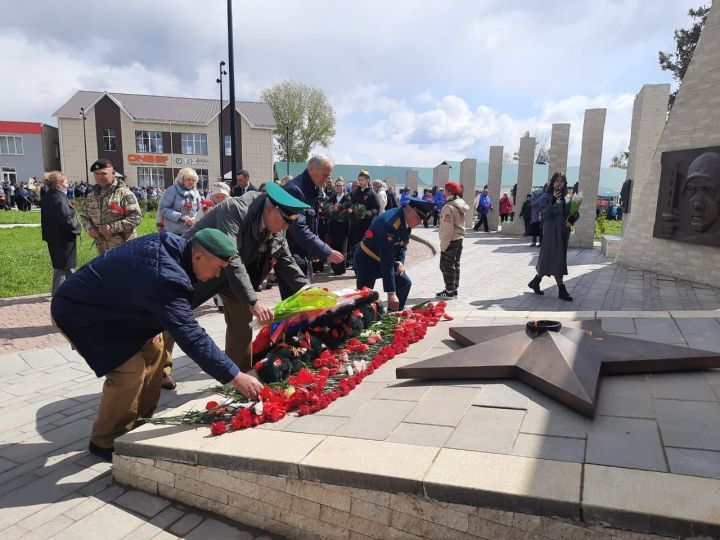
283, 170, 331, 260
353, 206, 412, 309
51, 233, 240, 383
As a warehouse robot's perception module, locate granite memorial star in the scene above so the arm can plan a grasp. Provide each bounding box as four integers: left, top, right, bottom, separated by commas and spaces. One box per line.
396, 320, 720, 417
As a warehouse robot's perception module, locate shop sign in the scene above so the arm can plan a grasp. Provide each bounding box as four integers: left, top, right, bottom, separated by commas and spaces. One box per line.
128, 154, 169, 165
175, 157, 210, 166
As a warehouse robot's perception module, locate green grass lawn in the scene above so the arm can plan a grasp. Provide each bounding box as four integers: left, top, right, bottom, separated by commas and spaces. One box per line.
0, 213, 158, 298
0, 210, 42, 224
595, 218, 622, 239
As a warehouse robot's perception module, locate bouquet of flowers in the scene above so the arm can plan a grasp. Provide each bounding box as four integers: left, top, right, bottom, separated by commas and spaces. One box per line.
320, 199, 367, 224
143, 298, 452, 435
567, 191, 582, 223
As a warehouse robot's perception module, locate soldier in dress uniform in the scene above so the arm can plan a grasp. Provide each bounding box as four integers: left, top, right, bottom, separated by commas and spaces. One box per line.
353, 197, 435, 311
81, 159, 142, 253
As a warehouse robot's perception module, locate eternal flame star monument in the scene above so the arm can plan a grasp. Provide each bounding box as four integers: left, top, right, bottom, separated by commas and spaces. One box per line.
397, 320, 720, 417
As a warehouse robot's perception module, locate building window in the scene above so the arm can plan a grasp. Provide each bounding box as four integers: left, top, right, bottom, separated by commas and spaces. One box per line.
102, 129, 117, 151
135, 131, 163, 153
195, 168, 209, 190
0, 136, 23, 155
1, 166, 16, 183
181, 133, 207, 155
224, 135, 231, 156
137, 167, 165, 188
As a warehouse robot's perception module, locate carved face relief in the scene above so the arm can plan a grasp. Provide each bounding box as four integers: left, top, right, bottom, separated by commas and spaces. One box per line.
684, 152, 720, 232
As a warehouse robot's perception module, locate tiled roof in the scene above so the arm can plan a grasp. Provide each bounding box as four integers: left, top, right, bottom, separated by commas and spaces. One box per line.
53, 91, 275, 129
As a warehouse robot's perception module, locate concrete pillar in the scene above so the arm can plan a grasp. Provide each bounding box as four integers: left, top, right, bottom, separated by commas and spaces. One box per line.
616, 2, 720, 287
459, 158, 477, 228
487, 146, 503, 231
433, 162, 450, 189
548, 123, 570, 179
405, 170, 418, 194
570, 108, 607, 248
507, 135, 535, 234
624, 84, 670, 215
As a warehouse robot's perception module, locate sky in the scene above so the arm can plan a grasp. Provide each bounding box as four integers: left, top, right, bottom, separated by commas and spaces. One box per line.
0, 0, 702, 167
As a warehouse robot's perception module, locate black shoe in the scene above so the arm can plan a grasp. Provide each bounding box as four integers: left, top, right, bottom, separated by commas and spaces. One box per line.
161, 374, 177, 390
558, 285, 573, 302
436, 290, 455, 299
88, 441, 114, 462
528, 276, 544, 295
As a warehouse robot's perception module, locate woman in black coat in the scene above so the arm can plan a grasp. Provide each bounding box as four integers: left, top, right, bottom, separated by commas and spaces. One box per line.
41, 171, 81, 294
527, 172, 577, 301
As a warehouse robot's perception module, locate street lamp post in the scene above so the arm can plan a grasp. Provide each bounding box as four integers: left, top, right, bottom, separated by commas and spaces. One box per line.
226, 0, 239, 185
80, 107, 89, 183
216, 61, 227, 182
286, 122, 290, 176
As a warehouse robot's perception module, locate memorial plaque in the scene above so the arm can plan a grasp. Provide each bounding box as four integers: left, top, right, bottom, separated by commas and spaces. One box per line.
653, 146, 720, 247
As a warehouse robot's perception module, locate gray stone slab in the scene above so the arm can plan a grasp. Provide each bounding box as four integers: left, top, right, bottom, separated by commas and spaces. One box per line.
375, 381, 430, 402
315, 382, 386, 417
600, 318, 636, 334
595, 375, 655, 418
19, 349, 70, 369
445, 406, 524, 454
472, 381, 533, 410
666, 447, 720, 479
403, 386, 478, 427
333, 399, 414, 440
185, 517, 254, 539
634, 318, 686, 345
386, 422, 453, 447
520, 395, 589, 438
674, 317, 720, 352
511, 433, 585, 463
647, 372, 717, 402
284, 414, 347, 435
113, 489, 171, 518
586, 416, 667, 471
0, 353, 30, 376
655, 399, 720, 451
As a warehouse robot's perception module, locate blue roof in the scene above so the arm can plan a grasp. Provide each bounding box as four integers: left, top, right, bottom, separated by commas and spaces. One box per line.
274, 161, 627, 194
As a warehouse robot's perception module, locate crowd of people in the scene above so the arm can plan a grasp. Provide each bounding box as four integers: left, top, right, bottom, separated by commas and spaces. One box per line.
35, 153, 594, 462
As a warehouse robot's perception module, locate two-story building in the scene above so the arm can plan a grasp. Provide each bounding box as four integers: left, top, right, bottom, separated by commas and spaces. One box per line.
53, 91, 276, 188
0, 121, 60, 183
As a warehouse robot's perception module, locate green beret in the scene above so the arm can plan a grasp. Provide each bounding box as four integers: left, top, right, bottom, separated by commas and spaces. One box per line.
265, 181, 309, 219
193, 228, 237, 260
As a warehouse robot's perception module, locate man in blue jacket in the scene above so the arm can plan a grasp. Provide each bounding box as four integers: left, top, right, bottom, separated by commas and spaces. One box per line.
353, 198, 434, 310
279, 155, 344, 297
51, 228, 264, 461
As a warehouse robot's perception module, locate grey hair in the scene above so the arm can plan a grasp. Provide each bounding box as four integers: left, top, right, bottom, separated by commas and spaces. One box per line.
175, 167, 198, 184
46, 171, 66, 189
308, 155, 333, 169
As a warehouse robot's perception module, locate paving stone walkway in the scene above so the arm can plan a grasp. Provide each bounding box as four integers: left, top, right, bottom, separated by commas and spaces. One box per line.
1, 226, 720, 538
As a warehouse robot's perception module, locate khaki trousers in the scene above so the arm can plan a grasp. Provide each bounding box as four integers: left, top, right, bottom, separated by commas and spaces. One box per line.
161, 293, 253, 376
219, 292, 253, 372
90, 337, 165, 449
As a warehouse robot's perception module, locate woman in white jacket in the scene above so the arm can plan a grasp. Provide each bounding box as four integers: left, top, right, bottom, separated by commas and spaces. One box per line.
158, 168, 202, 235
372, 179, 387, 214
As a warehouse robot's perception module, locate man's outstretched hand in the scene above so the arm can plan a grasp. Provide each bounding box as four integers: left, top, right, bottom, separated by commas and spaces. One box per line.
229, 372, 263, 398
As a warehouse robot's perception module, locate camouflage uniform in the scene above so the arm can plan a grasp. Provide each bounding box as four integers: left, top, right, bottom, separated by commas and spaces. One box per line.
438, 195, 469, 293
81, 180, 142, 253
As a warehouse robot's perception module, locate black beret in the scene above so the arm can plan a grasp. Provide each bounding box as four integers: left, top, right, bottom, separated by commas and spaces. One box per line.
90, 159, 113, 172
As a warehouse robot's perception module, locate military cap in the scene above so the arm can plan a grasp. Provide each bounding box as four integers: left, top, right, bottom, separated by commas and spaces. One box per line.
90, 159, 113, 172
407, 197, 435, 220
194, 228, 237, 261
265, 181, 309, 222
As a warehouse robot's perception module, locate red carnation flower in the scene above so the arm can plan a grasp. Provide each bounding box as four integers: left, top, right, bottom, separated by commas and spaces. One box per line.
205, 401, 220, 411
210, 421, 228, 436
364, 230, 374, 239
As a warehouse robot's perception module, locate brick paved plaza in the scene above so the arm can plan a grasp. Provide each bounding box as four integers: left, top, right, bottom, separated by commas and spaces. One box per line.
1, 227, 720, 538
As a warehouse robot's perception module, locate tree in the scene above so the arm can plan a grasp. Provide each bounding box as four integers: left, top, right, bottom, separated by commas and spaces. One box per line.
610, 150, 629, 169
261, 81, 336, 163
658, 5, 710, 111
